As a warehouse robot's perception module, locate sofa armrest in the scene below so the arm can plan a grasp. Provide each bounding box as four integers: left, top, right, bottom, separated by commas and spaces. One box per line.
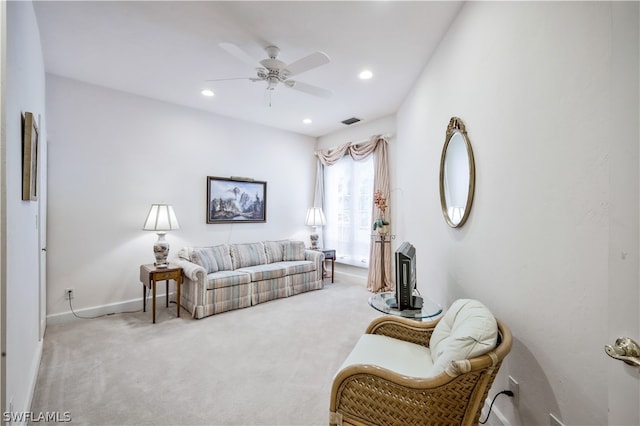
173, 258, 206, 282
305, 249, 325, 281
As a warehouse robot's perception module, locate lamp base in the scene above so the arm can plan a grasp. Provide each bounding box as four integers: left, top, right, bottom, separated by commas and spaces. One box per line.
309, 232, 319, 250
153, 233, 170, 268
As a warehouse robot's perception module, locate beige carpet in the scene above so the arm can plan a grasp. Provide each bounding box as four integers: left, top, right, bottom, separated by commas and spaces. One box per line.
30, 279, 380, 425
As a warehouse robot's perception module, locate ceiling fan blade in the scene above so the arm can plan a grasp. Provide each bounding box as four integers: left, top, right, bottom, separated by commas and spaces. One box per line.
219, 42, 262, 68
205, 77, 257, 82
285, 80, 333, 98
284, 51, 330, 77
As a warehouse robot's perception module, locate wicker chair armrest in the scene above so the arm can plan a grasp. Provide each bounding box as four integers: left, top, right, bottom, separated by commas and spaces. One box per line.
330, 365, 472, 426
365, 315, 439, 347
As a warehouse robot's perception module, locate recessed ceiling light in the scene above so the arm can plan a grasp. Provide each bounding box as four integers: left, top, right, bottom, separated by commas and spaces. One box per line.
201, 89, 214, 97
303, 118, 312, 124
359, 70, 373, 80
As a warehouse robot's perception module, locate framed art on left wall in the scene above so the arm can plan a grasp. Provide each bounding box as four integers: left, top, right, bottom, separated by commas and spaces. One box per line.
22, 111, 39, 201
206, 176, 267, 224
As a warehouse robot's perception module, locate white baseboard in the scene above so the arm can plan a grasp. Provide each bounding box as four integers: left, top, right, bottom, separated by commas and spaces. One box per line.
8, 340, 43, 426
333, 270, 366, 286
46, 294, 171, 325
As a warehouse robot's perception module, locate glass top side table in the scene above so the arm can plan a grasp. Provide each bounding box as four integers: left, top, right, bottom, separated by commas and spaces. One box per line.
368, 292, 443, 320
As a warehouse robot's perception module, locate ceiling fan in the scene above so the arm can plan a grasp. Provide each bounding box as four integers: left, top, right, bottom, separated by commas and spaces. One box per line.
209, 42, 333, 101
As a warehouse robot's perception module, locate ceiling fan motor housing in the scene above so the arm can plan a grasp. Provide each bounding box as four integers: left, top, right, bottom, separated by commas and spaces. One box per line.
265, 45, 280, 59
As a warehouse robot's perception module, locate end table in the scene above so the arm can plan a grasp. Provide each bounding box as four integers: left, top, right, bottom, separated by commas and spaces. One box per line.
319, 249, 336, 283
139, 264, 182, 323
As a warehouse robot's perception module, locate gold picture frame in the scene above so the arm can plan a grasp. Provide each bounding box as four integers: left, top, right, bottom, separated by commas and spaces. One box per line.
22, 112, 39, 201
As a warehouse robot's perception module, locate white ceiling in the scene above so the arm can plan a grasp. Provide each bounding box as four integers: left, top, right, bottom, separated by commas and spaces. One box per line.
33, 1, 463, 138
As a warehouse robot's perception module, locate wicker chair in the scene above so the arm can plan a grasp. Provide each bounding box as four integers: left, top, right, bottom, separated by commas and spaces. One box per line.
329, 312, 512, 426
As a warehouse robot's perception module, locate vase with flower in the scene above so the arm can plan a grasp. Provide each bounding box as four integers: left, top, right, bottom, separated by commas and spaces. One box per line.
372, 190, 389, 235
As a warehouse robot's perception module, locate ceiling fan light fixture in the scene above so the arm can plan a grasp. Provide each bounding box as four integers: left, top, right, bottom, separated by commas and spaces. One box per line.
267, 77, 279, 91
201, 89, 215, 97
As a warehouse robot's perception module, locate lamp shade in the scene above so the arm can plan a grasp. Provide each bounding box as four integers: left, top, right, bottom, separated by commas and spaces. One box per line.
143, 204, 180, 231
305, 207, 326, 227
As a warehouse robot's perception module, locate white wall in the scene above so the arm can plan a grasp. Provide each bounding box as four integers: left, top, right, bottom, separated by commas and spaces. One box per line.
5, 0, 47, 416
0, 0, 6, 417
395, 2, 637, 425
0, 2, 7, 413
317, 115, 395, 152
45, 75, 316, 319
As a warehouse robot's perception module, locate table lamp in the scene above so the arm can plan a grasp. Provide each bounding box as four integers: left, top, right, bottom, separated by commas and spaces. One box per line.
143, 204, 180, 268
305, 207, 325, 250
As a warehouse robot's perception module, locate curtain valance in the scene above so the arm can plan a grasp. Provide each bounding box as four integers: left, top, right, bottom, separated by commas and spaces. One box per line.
315, 136, 384, 165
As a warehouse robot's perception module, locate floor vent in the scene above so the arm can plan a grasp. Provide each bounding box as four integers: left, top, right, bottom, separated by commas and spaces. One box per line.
341, 117, 361, 125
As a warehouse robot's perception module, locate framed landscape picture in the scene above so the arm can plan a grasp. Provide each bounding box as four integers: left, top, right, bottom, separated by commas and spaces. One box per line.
207, 176, 267, 224
22, 112, 39, 201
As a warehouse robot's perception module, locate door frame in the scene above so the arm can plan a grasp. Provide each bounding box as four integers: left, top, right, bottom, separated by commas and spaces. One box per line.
607, 3, 640, 425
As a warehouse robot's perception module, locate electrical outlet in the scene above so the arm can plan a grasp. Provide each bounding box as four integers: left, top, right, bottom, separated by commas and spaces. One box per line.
508, 375, 519, 405
65, 288, 74, 300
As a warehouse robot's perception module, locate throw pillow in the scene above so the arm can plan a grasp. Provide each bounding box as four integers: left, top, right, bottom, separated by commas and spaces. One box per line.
429, 299, 498, 376
283, 240, 306, 261
230, 243, 268, 269
209, 244, 233, 271
190, 247, 219, 274
263, 240, 285, 263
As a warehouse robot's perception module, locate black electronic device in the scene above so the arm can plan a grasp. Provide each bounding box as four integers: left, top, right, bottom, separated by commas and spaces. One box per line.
395, 241, 418, 310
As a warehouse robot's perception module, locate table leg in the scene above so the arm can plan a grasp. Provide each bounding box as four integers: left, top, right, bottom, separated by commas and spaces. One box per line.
152, 279, 156, 324
331, 258, 335, 283
143, 284, 147, 312
165, 281, 169, 308
176, 275, 181, 318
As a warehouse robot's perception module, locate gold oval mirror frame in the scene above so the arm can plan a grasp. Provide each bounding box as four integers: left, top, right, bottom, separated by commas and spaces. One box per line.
439, 117, 475, 228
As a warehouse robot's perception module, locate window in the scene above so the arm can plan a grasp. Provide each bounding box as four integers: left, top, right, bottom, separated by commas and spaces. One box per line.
324, 155, 374, 267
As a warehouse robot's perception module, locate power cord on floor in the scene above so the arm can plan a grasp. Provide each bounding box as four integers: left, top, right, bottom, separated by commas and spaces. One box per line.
479, 390, 514, 424
67, 290, 144, 320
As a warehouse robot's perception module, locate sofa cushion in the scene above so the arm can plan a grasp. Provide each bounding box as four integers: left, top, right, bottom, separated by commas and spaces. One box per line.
231, 242, 268, 269
236, 263, 288, 281
263, 240, 285, 263
283, 240, 306, 261
338, 334, 434, 379
205, 270, 251, 290
190, 247, 219, 273
282, 260, 316, 275
429, 299, 498, 376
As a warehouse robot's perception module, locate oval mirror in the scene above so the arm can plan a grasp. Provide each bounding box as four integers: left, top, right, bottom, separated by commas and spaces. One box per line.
439, 117, 475, 227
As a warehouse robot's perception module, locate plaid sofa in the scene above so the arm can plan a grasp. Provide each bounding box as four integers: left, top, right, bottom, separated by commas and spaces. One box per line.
174, 240, 325, 319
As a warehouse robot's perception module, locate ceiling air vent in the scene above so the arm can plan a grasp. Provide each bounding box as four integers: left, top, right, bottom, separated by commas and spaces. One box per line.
341, 117, 361, 125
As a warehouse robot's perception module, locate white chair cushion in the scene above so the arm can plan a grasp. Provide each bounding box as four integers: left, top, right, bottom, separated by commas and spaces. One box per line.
429, 299, 498, 376
337, 334, 433, 379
